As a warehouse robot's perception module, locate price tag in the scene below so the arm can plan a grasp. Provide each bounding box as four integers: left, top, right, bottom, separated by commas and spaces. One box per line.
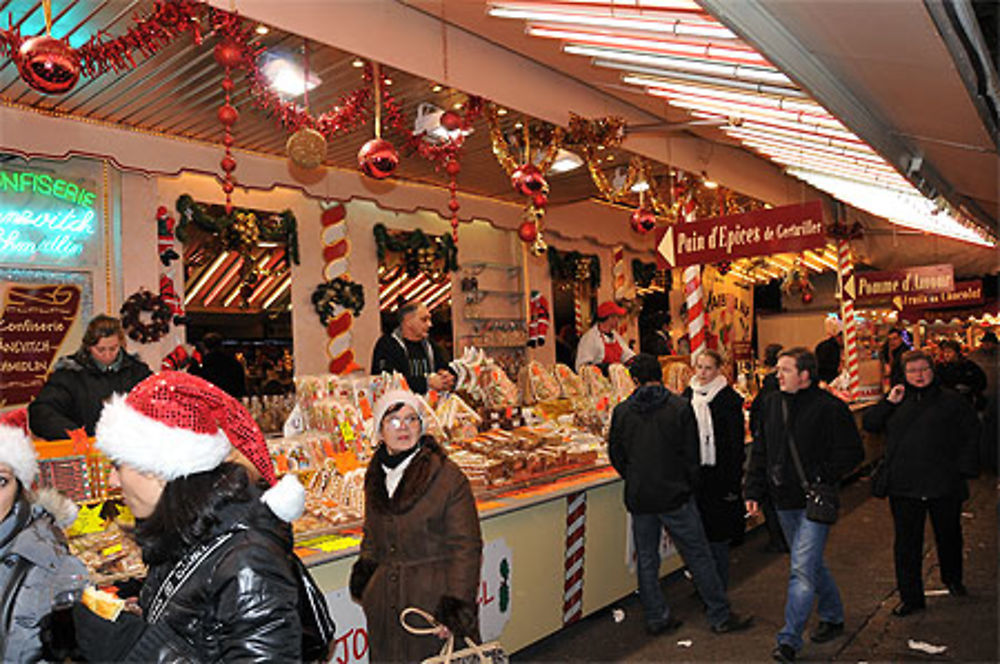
66, 503, 105, 536
101, 543, 123, 557
297, 534, 361, 553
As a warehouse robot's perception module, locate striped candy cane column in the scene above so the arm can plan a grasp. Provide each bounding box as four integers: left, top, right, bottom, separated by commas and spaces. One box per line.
837, 239, 860, 399
612, 245, 627, 335
684, 265, 707, 361
574, 288, 585, 337
320, 201, 360, 374
563, 491, 586, 625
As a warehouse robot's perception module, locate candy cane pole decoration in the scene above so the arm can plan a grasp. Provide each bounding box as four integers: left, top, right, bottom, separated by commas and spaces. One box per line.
574, 287, 585, 337
611, 245, 628, 335
563, 491, 586, 625
680, 196, 706, 362
837, 239, 860, 399
321, 201, 361, 374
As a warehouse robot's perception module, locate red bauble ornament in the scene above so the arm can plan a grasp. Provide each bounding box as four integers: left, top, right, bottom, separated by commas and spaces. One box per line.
532, 193, 548, 209
630, 208, 657, 234
445, 159, 461, 176
217, 104, 239, 126
802, 291, 814, 304
222, 181, 235, 194
220, 156, 237, 173
213, 38, 244, 69
16, 36, 80, 95
439, 110, 462, 132
448, 199, 460, 212
511, 164, 547, 197
518, 221, 538, 244
358, 138, 399, 180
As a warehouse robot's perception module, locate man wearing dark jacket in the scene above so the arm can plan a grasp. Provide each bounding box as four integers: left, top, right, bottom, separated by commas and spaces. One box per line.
28, 315, 152, 440
745, 348, 863, 663
862, 350, 979, 617
608, 354, 752, 637
936, 340, 986, 410
370, 301, 453, 394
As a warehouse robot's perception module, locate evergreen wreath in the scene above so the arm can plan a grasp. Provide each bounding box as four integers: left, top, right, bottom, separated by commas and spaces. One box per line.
174, 194, 300, 265
372, 223, 458, 275
548, 248, 601, 290
312, 277, 365, 322
120, 289, 172, 343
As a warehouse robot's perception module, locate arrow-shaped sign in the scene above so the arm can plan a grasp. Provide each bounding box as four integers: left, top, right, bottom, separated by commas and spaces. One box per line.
844, 275, 856, 300
657, 227, 675, 268
892, 295, 903, 310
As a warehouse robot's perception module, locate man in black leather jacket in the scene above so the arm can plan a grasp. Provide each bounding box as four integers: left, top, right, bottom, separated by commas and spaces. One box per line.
29, 315, 151, 440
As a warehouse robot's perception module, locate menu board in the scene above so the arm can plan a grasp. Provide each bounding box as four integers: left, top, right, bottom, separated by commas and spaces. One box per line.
0, 279, 86, 407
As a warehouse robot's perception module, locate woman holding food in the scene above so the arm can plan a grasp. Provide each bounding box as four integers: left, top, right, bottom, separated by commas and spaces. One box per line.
70, 371, 317, 662
350, 390, 483, 662
0, 414, 86, 663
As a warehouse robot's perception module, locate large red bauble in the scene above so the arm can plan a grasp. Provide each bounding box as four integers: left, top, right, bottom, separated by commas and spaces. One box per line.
445, 159, 461, 176
439, 110, 462, 132
532, 193, 548, 209
630, 207, 657, 234
220, 155, 237, 173
801, 290, 814, 304
217, 104, 239, 126
214, 38, 243, 69
517, 221, 538, 244
511, 164, 547, 197
358, 138, 399, 180
17, 36, 80, 95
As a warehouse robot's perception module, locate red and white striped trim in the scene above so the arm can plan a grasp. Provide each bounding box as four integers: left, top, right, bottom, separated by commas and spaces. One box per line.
837, 239, 860, 399
563, 491, 586, 625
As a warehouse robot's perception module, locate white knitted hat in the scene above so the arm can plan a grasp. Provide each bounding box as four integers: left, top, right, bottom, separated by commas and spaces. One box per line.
372, 390, 425, 439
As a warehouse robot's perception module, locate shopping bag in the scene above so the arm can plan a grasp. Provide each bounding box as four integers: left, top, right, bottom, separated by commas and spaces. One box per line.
400, 606, 508, 664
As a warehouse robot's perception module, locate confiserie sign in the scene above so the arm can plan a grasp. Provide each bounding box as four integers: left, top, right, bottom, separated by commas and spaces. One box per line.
656, 201, 824, 269
0, 284, 81, 407
848, 264, 954, 304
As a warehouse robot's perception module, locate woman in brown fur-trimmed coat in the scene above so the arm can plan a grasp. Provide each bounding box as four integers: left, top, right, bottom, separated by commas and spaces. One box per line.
349, 390, 483, 663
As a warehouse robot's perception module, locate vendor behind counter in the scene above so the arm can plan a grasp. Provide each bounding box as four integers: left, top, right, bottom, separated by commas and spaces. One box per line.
371, 301, 454, 395
28, 315, 152, 441
576, 301, 635, 374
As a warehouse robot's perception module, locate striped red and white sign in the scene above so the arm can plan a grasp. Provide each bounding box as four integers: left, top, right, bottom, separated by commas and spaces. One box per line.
563, 491, 586, 625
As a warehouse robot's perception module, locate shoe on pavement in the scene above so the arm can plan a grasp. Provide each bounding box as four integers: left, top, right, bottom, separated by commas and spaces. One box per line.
645, 616, 683, 636
810, 620, 845, 643
946, 582, 968, 597
772, 644, 796, 662
712, 611, 754, 634
891, 602, 925, 617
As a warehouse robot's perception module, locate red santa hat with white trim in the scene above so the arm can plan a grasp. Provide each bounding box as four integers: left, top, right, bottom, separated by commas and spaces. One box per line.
95, 371, 304, 522
0, 409, 39, 489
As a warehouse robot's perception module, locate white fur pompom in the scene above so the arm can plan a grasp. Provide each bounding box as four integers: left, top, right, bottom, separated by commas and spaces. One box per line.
260, 474, 306, 522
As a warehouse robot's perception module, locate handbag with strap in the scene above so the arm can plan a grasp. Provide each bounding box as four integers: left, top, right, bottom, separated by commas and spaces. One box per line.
400, 606, 508, 664
781, 399, 839, 525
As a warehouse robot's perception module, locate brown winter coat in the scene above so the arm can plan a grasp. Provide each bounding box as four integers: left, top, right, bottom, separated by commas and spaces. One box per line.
349, 438, 483, 663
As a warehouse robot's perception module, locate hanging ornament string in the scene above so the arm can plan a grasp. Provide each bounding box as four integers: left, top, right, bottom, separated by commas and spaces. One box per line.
373, 63, 382, 139
42, 0, 52, 36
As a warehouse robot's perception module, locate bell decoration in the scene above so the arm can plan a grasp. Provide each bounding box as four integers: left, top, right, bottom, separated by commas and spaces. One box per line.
16, 35, 80, 95
358, 138, 399, 180
518, 220, 538, 244
629, 207, 657, 234
511, 164, 547, 197
286, 127, 327, 170
530, 233, 548, 257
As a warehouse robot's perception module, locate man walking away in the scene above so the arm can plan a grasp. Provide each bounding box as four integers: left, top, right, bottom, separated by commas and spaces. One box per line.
608, 354, 753, 637
745, 348, 863, 663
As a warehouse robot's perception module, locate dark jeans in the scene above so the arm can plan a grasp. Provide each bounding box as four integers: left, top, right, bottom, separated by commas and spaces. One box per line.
889, 492, 964, 606
709, 539, 730, 590
776, 509, 844, 651
632, 497, 731, 629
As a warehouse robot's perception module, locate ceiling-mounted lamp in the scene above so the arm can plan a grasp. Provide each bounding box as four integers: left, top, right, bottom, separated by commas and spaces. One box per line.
259, 51, 321, 97
537, 148, 584, 174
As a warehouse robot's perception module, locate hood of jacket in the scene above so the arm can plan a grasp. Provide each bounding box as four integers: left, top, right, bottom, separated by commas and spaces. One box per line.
625, 384, 672, 413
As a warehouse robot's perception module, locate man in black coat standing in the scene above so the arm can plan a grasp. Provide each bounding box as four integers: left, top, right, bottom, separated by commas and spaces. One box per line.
370, 301, 453, 395
745, 348, 863, 663
608, 354, 752, 637
862, 349, 980, 617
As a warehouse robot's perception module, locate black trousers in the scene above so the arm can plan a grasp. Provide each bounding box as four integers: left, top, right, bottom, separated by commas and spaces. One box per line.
889, 492, 964, 606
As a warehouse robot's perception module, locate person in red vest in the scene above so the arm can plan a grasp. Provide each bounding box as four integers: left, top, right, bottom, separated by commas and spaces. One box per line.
575, 301, 635, 373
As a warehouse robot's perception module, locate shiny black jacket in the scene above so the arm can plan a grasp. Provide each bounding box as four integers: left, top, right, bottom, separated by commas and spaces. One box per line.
745, 385, 863, 510
862, 381, 980, 499
608, 384, 700, 514
28, 349, 151, 439
132, 493, 302, 662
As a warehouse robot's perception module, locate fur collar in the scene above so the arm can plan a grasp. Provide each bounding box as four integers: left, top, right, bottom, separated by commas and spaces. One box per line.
365, 437, 446, 515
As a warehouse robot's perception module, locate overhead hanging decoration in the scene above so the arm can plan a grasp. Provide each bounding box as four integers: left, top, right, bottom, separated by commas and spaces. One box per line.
285, 40, 327, 170
486, 103, 564, 257
782, 258, 815, 303
358, 63, 399, 180
213, 29, 245, 213
548, 249, 600, 290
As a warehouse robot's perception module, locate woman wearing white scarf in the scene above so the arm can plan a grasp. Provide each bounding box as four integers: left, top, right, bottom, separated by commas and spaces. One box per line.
683, 350, 747, 590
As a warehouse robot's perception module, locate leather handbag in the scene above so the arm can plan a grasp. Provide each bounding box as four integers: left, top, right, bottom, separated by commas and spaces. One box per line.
782, 400, 839, 525
401, 606, 508, 664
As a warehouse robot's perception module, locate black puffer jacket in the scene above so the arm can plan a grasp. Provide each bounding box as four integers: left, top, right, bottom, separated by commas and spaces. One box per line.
745, 385, 863, 510
608, 384, 700, 514
862, 381, 980, 500
131, 491, 302, 662
28, 349, 151, 439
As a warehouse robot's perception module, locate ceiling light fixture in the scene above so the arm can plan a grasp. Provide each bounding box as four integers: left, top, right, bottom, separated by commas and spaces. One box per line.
255, 24, 269, 35
571, 45, 793, 86
488, 3, 735, 40
351, 58, 364, 68
259, 52, 321, 97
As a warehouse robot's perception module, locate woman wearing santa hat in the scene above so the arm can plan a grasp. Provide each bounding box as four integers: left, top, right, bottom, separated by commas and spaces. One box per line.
0, 413, 87, 663
575, 301, 636, 373
349, 390, 482, 663
69, 372, 328, 662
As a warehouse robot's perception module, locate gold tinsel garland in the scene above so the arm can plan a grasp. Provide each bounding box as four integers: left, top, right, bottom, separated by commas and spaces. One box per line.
485, 103, 565, 176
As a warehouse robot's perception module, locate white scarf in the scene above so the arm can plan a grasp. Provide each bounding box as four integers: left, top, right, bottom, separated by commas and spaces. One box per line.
689, 374, 728, 466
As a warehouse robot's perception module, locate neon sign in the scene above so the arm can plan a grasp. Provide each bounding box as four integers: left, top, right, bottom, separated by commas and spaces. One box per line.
0, 168, 98, 264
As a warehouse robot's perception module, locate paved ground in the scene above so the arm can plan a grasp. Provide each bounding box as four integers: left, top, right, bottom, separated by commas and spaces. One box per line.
514, 473, 997, 663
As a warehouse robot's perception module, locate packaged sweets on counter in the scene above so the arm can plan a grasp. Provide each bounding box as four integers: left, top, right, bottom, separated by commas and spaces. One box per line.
519, 361, 561, 404
553, 364, 586, 399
